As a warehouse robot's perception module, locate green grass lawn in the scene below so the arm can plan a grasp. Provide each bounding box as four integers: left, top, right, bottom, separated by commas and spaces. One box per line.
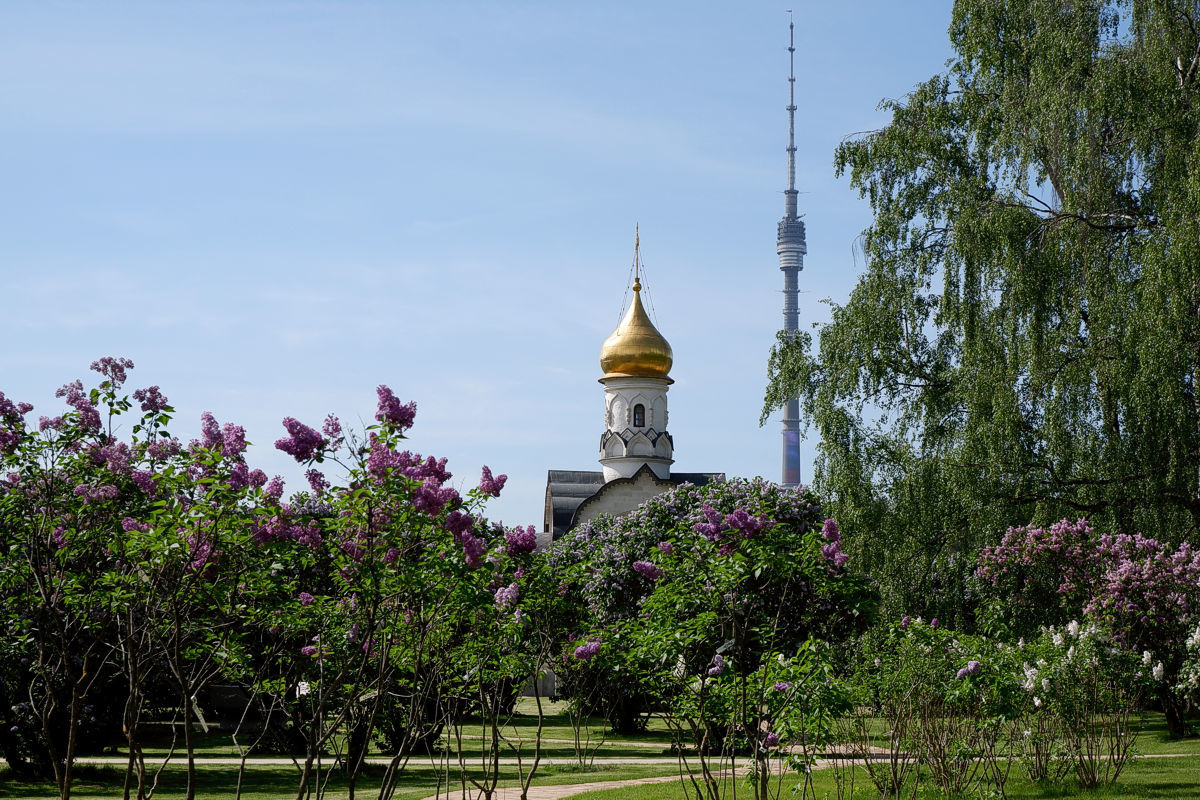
572, 755, 1200, 800
3, 709, 1196, 799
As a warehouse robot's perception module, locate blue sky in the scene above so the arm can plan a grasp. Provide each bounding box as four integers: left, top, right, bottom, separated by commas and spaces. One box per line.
1, 1, 956, 528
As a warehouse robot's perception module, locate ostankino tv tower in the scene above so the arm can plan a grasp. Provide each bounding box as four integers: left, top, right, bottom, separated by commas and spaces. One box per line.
777, 17, 806, 487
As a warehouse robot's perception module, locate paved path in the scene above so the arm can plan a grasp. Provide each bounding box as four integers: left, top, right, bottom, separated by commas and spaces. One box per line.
417, 773, 685, 800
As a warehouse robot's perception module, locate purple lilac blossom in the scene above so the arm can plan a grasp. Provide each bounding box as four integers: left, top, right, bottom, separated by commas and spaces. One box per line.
199, 412, 222, 449
461, 533, 486, 568
299, 592, 315, 606
55, 380, 101, 432
264, 476, 285, 501
221, 423, 247, 458
574, 639, 602, 660
930, 618, 939, 629
707, 654, 726, 677
132, 385, 168, 414
146, 437, 181, 459
444, 510, 474, 536
822, 518, 840, 542
900, 615, 911, 629
375, 386, 417, 430
306, 469, 329, 495
956, 660, 981, 679
478, 465, 508, 497
0, 391, 34, 455
505, 525, 538, 556
657, 540, 675, 554
494, 582, 520, 609
301, 645, 318, 657
322, 414, 344, 448
764, 732, 781, 748
632, 560, 662, 580
90, 357, 134, 387
773, 681, 793, 691
274, 417, 327, 462
131, 470, 156, 495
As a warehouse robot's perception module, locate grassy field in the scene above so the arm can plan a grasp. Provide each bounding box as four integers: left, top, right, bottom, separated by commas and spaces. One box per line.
1, 706, 1196, 799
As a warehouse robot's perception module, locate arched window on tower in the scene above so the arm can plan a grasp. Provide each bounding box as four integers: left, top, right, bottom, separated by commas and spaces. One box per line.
633, 403, 645, 427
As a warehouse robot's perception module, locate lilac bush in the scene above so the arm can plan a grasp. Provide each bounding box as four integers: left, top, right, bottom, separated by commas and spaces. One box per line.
976, 517, 1200, 735
0, 364, 561, 800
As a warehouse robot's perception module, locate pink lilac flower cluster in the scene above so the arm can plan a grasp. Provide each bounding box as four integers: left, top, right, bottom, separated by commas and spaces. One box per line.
1086, 533, 1200, 645
976, 518, 1099, 608
55, 380, 101, 432
275, 417, 328, 462
574, 637, 602, 660
632, 560, 662, 580
478, 465, 508, 497
706, 654, 726, 677
365, 437, 451, 484
85, 440, 131, 477
132, 385, 168, 414
187, 532, 220, 578
90, 357, 134, 387
306, 469, 329, 495
820, 518, 850, 569
0, 391, 34, 455
693, 505, 775, 556
251, 514, 323, 548
956, 660, 981, 679
72, 483, 119, 503
375, 385, 416, 431
494, 582, 520, 610
322, 414, 344, 449
505, 525, 538, 556
146, 437, 182, 460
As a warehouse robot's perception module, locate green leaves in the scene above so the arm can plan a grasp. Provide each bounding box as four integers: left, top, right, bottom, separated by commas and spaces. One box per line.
766, 0, 1200, 623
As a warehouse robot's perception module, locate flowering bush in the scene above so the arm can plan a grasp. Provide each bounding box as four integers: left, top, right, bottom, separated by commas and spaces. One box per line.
850, 618, 1024, 798
553, 478, 876, 800
1015, 622, 1156, 787
976, 518, 1200, 735
0, 361, 555, 800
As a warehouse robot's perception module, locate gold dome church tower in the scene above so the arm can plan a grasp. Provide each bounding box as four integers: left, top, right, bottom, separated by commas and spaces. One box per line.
542, 231, 723, 539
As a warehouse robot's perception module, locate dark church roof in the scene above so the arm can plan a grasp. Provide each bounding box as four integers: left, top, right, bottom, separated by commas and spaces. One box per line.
544, 468, 724, 540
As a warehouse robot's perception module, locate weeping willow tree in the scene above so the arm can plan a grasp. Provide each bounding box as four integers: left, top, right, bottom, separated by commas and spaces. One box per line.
763, 0, 1200, 624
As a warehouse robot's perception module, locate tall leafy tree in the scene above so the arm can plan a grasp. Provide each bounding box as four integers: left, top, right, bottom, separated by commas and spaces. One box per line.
764, 0, 1200, 623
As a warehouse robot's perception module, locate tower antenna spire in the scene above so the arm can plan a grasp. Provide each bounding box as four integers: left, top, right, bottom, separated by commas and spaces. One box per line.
785, 11, 798, 220
776, 12, 807, 487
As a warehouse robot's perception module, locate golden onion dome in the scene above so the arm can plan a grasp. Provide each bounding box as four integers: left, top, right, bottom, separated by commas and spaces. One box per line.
599, 277, 673, 380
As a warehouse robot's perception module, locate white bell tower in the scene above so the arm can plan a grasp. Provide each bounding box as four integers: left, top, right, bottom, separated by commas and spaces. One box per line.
597, 232, 674, 482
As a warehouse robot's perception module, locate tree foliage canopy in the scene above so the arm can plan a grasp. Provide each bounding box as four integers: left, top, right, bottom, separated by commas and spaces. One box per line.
763, 0, 1200, 622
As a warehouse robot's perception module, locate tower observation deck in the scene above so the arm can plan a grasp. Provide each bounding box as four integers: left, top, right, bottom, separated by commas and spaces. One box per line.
777, 17, 806, 487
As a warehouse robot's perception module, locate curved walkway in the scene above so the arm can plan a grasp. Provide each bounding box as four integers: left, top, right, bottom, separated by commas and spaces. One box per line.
418, 773, 684, 800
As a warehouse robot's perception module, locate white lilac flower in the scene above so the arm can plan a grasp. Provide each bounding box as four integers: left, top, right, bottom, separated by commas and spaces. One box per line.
1067, 620, 1080, 637
1052, 632, 1065, 646
1034, 696, 1042, 707
1042, 678, 1051, 692
1143, 650, 1153, 666
1153, 662, 1165, 682
1066, 646, 1076, 661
